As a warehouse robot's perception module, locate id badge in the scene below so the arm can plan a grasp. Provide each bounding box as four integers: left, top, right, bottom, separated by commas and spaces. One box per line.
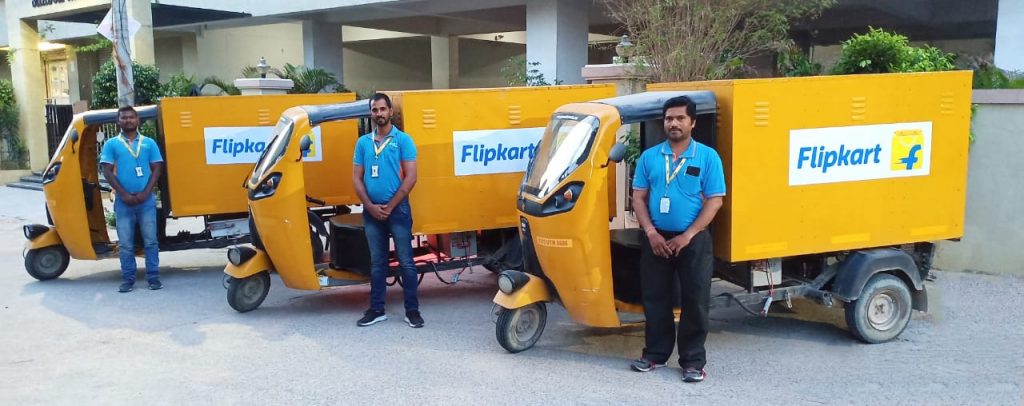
659, 197, 671, 214
135, 166, 144, 177
370, 165, 379, 178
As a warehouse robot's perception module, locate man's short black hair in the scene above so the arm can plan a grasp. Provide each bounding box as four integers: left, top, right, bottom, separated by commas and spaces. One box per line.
117, 105, 138, 117
662, 96, 696, 120
370, 92, 392, 109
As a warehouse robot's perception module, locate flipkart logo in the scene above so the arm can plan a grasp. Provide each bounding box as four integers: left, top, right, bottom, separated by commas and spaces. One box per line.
891, 129, 924, 171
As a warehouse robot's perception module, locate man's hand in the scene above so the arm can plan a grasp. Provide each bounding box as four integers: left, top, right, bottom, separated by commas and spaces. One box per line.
378, 204, 392, 219
646, 229, 672, 258
365, 204, 386, 221
666, 231, 695, 257
118, 190, 138, 206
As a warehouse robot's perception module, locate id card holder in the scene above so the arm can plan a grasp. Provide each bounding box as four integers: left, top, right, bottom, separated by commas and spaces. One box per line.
370, 165, 379, 178
659, 197, 671, 214
135, 166, 144, 177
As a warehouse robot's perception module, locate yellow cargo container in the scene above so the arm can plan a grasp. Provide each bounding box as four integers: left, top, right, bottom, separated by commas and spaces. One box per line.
22, 93, 355, 281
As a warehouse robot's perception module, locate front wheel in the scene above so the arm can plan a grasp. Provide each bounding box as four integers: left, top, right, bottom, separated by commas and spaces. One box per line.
24, 245, 70, 281
845, 273, 913, 343
496, 302, 547, 353
227, 271, 271, 313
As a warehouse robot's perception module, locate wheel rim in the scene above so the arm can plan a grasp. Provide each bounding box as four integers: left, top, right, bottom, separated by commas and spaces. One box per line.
238, 276, 266, 305
512, 306, 540, 342
35, 249, 63, 276
867, 289, 900, 331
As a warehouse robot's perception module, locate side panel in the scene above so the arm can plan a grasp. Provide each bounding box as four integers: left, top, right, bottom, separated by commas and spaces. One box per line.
651, 71, 972, 261
160, 93, 355, 217
399, 84, 616, 235
42, 119, 95, 259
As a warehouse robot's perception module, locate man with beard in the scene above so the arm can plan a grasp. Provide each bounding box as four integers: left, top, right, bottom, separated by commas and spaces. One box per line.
100, 106, 165, 293
628, 96, 725, 383
352, 93, 423, 328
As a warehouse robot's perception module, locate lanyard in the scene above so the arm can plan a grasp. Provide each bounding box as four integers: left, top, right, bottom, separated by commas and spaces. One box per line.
664, 154, 687, 196
372, 136, 392, 159
119, 134, 142, 160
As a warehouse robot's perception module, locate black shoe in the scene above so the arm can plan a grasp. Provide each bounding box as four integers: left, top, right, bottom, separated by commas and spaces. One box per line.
630, 358, 665, 372
118, 282, 134, 293
404, 310, 424, 328
682, 367, 706, 383
148, 279, 163, 290
357, 309, 387, 326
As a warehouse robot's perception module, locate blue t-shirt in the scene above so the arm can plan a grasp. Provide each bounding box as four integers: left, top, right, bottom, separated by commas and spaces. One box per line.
353, 126, 417, 204
99, 133, 164, 194
632, 139, 726, 232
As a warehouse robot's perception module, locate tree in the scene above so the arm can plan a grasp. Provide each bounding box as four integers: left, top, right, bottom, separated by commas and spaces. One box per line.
91, 60, 162, 108
604, 0, 834, 82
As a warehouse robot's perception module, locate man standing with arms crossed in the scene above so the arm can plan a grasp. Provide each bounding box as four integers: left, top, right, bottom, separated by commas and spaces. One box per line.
352, 93, 424, 328
629, 96, 726, 383
100, 106, 164, 293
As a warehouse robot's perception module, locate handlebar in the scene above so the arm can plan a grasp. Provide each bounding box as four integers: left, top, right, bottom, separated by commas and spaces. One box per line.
306, 196, 326, 206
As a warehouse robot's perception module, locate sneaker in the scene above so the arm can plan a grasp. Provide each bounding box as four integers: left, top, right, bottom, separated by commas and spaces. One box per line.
404, 310, 424, 328
148, 279, 163, 290
682, 367, 706, 383
118, 282, 134, 293
630, 358, 666, 372
357, 309, 387, 326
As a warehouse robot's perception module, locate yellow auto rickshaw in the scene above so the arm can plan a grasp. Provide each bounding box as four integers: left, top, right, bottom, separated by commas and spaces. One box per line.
222, 85, 616, 312
493, 71, 972, 352
22, 94, 354, 281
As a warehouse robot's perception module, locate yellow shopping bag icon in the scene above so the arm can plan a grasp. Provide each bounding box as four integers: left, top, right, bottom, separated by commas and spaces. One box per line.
891, 129, 924, 171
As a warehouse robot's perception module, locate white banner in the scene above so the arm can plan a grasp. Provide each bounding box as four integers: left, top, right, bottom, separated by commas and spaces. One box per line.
789, 122, 932, 186
453, 127, 544, 176
204, 126, 323, 165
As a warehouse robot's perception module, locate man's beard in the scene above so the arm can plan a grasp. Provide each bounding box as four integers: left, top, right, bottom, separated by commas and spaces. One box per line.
374, 116, 390, 126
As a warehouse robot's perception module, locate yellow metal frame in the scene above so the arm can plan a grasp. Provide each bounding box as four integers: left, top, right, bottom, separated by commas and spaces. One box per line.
24, 227, 62, 250
493, 273, 551, 309
224, 249, 274, 279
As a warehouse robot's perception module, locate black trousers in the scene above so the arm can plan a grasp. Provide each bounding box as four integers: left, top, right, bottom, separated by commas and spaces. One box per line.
640, 229, 713, 369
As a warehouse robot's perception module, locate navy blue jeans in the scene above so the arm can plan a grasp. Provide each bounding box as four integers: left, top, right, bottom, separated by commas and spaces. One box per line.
363, 200, 418, 312
114, 193, 160, 283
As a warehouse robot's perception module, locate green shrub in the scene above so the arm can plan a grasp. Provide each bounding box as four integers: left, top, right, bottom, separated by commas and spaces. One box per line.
91, 60, 163, 108
831, 27, 954, 75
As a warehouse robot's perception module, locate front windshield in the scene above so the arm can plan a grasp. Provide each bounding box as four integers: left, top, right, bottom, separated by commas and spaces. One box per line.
523, 114, 600, 199
249, 118, 294, 186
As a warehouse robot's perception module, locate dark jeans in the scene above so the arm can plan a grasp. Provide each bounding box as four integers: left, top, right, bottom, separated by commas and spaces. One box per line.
363, 200, 418, 312
640, 229, 713, 369
114, 194, 160, 283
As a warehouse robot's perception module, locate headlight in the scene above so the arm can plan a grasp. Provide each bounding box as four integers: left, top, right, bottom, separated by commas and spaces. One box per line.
41, 163, 62, 184
23, 224, 49, 240
227, 246, 257, 265
249, 173, 283, 201
497, 270, 531, 294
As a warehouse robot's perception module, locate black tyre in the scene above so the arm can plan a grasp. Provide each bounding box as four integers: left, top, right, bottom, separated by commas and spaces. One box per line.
845, 273, 913, 343
496, 302, 547, 353
25, 245, 70, 281
227, 271, 271, 313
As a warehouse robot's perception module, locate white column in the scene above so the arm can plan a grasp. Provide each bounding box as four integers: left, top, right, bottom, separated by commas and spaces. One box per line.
526, 0, 589, 85
995, 0, 1024, 71
431, 36, 459, 89
127, 0, 155, 64
66, 46, 81, 104
8, 19, 47, 169
181, 33, 199, 74
302, 21, 344, 83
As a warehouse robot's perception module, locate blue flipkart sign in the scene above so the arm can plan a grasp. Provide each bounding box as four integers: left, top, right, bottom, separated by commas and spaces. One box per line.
789, 122, 931, 186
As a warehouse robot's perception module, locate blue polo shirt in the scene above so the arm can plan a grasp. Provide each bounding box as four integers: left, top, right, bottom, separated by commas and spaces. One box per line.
99, 133, 164, 194
353, 126, 417, 204
632, 139, 725, 232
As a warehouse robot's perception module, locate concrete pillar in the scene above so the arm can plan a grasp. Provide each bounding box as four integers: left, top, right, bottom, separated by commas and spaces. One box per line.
182, 33, 199, 74
127, 0, 155, 65
431, 36, 459, 89
8, 19, 47, 170
65, 46, 81, 104
526, 0, 589, 85
995, 0, 1024, 71
302, 21, 344, 83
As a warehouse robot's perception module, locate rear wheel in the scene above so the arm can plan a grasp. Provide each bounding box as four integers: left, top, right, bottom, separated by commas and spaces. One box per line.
845, 273, 913, 343
496, 302, 547, 353
24, 245, 70, 281
227, 271, 271, 313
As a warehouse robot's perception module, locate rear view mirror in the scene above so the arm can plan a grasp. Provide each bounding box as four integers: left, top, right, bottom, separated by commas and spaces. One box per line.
69, 129, 79, 154
298, 135, 313, 161
605, 142, 627, 167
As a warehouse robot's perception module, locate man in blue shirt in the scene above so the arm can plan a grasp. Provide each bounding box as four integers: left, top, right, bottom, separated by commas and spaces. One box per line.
99, 106, 164, 293
352, 93, 423, 328
629, 96, 726, 383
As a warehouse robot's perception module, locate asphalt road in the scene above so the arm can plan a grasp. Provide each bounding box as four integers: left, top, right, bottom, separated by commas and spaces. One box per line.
0, 187, 1021, 405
